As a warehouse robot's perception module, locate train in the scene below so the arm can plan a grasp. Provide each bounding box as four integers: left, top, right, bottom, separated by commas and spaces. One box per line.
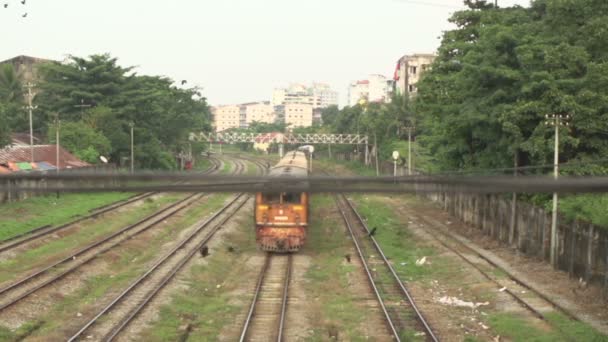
255, 150, 310, 252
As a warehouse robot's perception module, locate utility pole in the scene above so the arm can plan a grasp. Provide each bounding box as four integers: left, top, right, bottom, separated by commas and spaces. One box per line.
374, 133, 379, 176
25, 82, 36, 162
405, 126, 415, 175
129, 122, 134, 174
55, 114, 60, 173
545, 113, 571, 267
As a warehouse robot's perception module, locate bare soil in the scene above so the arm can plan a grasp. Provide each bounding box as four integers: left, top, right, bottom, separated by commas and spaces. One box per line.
397, 194, 608, 335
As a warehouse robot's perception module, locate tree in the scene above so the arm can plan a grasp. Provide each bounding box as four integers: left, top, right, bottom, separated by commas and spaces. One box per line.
0, 104, 11, 147
35, 54, 212, 169
48, 121, 111, 163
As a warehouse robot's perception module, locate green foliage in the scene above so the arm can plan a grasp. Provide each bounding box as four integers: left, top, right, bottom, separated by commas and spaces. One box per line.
0, 104, 10, 147
416, 0, 608, 172
48, 121, 111, 163
34, 54, 211, 169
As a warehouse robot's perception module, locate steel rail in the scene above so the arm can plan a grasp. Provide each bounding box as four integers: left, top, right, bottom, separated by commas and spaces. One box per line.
239, 253, 272, 342
334, 194, 402, 340
277, 255, 292, 342
343, 196, 439, 342
0, 157, 229, 310
407, 211, 584, 337
101, 194, 250, 341
68, 156, 250, 341
239, 254, 292, 342
0, 155, 219, 253
0, 191, 157, 254
0, 193, 204, 311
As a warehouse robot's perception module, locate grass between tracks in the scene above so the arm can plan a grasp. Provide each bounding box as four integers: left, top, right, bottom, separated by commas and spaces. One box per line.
0, 193, 232, 341
0, 194, 185, 284
352, 193, 607, 342
0, 192, 134, 242
137, 198, 257, 341
302, 195, 373, 341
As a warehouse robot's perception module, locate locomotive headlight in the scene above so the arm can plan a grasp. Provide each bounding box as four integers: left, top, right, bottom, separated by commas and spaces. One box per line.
292, 205, 303, 211
258, 205, 269, 210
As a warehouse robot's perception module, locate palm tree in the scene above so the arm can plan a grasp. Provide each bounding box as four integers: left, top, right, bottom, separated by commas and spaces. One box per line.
0, 64, 24, 103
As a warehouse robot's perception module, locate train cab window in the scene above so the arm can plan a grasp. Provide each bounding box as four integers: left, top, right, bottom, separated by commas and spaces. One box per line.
263, 193, 280, 204
282, 192, 300, 204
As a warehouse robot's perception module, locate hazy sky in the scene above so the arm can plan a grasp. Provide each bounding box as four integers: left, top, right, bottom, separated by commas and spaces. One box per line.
1, 0, 530, 106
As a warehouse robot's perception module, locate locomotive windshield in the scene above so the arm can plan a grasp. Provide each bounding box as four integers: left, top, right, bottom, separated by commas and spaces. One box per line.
262, 192, 301, 204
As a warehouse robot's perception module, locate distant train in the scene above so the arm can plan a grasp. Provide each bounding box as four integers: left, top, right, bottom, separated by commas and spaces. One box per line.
255, 151, 310, 252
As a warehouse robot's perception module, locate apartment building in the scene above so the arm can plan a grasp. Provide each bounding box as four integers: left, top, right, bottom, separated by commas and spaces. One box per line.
245, 102, 275, 126
273, 83, 338, 109
394, 53, 436, 95
347, 74, 392, 106
212, 105, 240, 132
282, 104, 313, 128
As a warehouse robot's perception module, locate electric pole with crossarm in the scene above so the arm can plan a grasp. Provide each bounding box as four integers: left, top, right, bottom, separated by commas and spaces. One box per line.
545, 113, 571, 267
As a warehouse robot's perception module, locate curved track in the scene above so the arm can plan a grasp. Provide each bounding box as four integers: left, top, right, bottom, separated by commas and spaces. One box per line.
335, 194, 439, 342
239, 253, 292, 342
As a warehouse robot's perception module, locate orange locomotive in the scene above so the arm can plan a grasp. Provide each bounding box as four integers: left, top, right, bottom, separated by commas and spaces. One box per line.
255, 151, 309, 252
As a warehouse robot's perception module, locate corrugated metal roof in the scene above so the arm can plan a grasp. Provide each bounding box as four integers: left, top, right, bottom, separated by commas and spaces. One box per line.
0, 145, 89, 169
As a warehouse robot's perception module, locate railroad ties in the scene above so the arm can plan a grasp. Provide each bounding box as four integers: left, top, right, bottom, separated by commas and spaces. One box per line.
335, 194, 439, 342
240, 253, 293, 342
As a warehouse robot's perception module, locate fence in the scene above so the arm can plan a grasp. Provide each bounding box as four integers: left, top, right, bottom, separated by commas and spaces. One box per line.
426, 190, 608, 292
0, 165, 119, 204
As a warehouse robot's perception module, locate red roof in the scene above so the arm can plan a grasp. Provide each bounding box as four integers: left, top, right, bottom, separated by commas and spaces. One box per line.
357, 80, 370, 85
0, 145, 89, 169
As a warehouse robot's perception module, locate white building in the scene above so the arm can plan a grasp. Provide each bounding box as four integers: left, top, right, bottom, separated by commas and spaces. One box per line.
347, 74, 392, 107
273, 83, 338, 109
284, 104, 313, 128
245, 102, 275, 126
394, 53, 436, 96
213, 105, 240, 132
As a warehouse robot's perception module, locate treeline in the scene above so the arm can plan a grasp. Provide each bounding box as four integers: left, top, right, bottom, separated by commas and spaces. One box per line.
318, 0, 608, 176
0, 54, 211, 169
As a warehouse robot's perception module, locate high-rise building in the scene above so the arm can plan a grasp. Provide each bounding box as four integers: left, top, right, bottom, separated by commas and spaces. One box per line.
272, 83, 338, 109
394, 53, 436, 96
347, 74, 391, 107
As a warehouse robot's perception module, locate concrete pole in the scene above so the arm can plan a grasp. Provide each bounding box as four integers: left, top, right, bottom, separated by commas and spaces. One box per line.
509, 151, 518, 245
374, 133, 379, 176
27, 83, 34, 162
130, 123, 134, 174
407, 128, 413, 175
550, 116, 559, 267
56, 118, 60, 173
328, 142, 332, 159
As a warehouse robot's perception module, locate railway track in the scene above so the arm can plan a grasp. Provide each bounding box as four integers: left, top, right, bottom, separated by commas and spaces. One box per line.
0, 156, 221, 255
0, 156, 235, 313
334, 194, 439, 342
0, 192, 206, 312
400, 208, 586, 338
240, 253, 292, 342
67, 193, 250, 341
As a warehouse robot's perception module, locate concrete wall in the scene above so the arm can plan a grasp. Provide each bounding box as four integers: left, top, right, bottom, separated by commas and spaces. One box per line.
426, 190, 608, 291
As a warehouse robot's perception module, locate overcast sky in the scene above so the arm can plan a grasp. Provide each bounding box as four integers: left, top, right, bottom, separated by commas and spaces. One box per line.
1, 0, 530, 106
